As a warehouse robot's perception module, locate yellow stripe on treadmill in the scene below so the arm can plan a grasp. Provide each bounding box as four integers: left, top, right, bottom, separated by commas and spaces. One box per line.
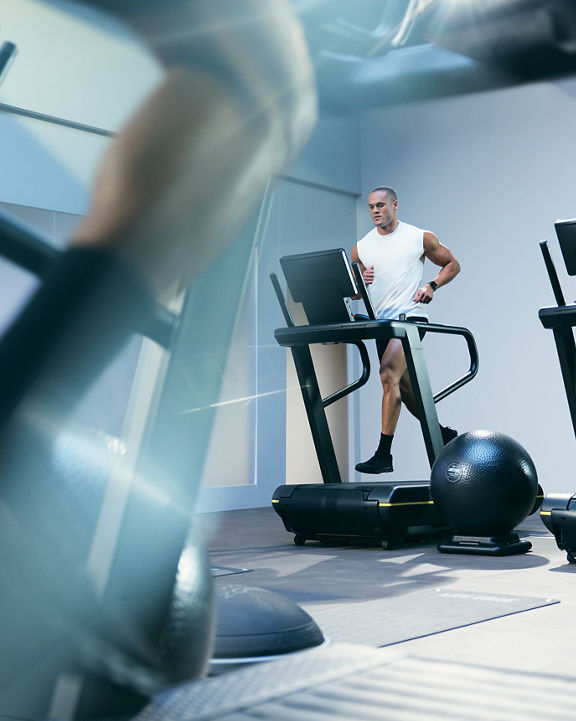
379, 500, 434, 507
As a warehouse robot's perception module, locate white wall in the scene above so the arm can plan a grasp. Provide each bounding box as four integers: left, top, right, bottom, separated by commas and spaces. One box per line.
288, 113, 361, 195
0, 0, 162, 213
0, 0, 162, 131
356, 78, 576, 493
0, 115, 108, 214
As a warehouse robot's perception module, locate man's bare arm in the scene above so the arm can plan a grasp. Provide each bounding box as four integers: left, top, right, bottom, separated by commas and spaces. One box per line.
413, 231, 460, 304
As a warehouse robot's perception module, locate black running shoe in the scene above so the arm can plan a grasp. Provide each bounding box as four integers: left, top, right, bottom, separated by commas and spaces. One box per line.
441, 426, 458, 445
355, 453, 393, 474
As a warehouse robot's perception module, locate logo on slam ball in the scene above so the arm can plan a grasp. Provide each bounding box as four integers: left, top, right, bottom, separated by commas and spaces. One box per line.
446, 463, 464, 483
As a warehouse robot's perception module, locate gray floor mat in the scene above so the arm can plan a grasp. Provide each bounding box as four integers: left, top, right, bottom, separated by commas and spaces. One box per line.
137, 643, 576, 721
305, 588, 558, 646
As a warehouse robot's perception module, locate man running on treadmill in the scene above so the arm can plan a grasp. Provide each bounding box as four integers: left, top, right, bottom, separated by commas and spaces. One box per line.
351, 186, 461, 474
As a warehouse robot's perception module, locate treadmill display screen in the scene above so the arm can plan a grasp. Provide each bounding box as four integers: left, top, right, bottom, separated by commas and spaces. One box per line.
555, 219, 576, 276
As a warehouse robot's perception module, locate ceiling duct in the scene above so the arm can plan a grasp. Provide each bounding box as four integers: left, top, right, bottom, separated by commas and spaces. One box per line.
294, 0, 576, 110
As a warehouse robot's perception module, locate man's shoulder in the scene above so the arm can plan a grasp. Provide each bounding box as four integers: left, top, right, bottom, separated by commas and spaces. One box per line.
399, 221, 427, 234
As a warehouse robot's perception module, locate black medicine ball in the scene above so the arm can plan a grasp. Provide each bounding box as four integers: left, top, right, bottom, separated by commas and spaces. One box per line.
430, 430, 538, 536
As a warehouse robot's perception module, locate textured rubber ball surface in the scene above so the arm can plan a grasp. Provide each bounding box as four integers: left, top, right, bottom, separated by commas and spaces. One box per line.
213, 585, 325, 659
430, 430, 538, 536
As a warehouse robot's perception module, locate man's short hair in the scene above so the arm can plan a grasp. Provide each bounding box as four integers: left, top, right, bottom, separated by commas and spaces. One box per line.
370, 186, 397, 202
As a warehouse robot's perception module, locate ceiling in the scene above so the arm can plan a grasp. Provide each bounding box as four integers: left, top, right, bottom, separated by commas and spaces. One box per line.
292, 0, 576, 109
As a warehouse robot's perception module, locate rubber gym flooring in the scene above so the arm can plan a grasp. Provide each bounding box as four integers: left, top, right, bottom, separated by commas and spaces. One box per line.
203, 506, 575, 676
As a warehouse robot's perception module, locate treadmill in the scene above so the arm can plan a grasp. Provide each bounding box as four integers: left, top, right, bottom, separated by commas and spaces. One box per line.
538, 221, 576, 562
270, 248, 479, 549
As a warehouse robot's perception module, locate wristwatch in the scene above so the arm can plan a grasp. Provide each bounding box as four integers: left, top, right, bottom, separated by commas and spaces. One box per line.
427, 280, 438, 291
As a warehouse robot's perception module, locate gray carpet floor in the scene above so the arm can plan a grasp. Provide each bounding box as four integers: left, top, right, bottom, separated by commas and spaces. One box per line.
204, 507, 556, 647
134, 507, 576, 721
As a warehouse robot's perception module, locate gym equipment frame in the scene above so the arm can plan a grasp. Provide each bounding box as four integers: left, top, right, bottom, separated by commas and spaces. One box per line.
270, 251, 479, 549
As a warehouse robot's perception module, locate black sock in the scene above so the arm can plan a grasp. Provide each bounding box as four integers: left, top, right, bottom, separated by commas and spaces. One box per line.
376, 433, 393, 456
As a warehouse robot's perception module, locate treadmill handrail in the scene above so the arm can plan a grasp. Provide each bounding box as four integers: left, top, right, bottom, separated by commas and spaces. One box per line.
423, 324, 479, 403
275, 318, 479, 404
539, 239, 566, 307
322, 340, 370, 408
0, 210, 176, 348
539, 305, 576, 329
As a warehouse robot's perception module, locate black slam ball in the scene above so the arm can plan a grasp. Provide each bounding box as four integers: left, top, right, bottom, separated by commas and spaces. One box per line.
430, 430, 538, 537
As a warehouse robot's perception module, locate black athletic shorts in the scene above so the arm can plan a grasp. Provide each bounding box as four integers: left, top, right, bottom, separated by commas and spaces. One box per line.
376, 317, 429, 362
353, 315, 429, 361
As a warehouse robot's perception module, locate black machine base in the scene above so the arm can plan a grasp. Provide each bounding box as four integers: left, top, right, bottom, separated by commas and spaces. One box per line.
437, 532, 532, 556
272, 481, 449, 550
540, 493, 576, 563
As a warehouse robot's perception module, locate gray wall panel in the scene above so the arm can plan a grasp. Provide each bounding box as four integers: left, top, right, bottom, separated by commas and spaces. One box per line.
357, 80, 576, 490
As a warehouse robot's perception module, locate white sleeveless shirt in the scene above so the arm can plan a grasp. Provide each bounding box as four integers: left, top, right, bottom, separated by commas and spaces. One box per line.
356, 221, 427, 320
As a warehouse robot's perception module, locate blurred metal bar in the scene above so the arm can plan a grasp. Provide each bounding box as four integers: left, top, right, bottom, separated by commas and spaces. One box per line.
0, 211, 176, 347
0, 102, 114, 137
0, 211, 59, 276
0, 41, 16, 83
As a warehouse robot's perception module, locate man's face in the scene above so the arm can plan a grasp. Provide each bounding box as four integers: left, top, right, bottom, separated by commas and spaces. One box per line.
368, 191, 398, 229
